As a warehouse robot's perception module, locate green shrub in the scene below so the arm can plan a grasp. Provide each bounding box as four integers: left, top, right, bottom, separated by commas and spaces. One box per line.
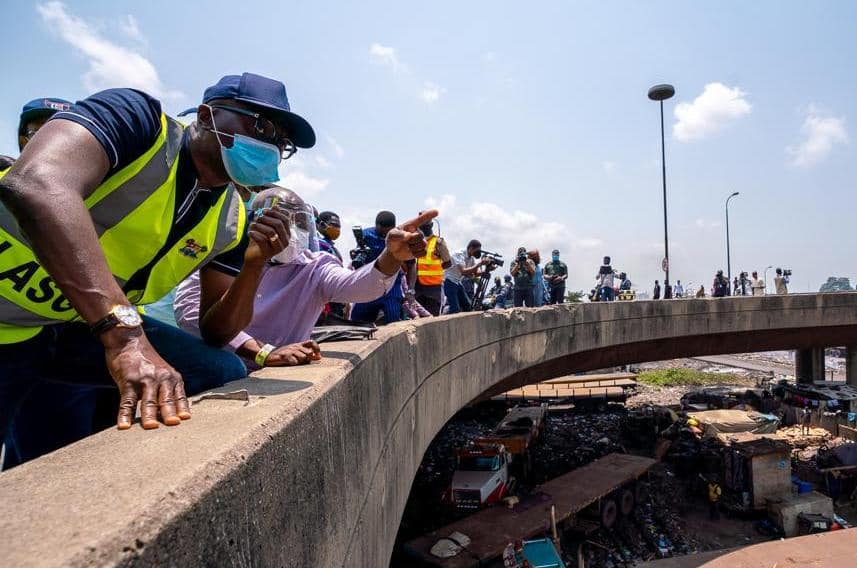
637, 368, 739, 387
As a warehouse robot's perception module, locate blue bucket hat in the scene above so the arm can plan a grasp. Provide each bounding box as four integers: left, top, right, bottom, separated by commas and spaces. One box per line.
199, 72, 315, 148
18, 98, 72, 137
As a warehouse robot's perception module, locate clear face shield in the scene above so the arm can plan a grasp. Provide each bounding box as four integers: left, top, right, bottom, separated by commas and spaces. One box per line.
258, 192, 318, 263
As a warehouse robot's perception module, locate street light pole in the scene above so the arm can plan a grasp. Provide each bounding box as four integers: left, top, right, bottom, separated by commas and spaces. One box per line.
648, 84, 675, 290
764, 265, 773, 294
725, 191, 740, 293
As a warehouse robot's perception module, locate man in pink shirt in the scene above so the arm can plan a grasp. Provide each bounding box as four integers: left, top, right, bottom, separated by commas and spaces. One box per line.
175, 187, 436, 367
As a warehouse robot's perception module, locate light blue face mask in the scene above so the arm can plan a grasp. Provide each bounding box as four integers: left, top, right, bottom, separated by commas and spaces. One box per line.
207, 105, 281, 187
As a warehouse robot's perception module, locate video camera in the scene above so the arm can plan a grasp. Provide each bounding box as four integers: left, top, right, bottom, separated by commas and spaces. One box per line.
349, 225, 373, 268
783, 269, 792, 277
480, 250, 504, 269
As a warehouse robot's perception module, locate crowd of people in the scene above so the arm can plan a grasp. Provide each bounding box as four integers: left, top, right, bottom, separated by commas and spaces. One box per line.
588, 256, 791, 302
0, 72, 799, 469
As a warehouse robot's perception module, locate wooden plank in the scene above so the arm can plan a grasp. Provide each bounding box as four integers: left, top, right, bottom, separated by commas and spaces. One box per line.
543, 372, 637, 385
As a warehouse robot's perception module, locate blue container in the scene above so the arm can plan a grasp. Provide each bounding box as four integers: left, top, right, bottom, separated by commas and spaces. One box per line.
520, 538, 565, 568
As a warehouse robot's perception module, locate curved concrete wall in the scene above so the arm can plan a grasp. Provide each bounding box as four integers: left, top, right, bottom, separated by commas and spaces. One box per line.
1, 293, 856, 567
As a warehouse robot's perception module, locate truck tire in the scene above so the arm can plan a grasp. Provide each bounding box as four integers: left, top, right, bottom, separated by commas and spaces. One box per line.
620, 488, 635, 516
600, 498, 618, 529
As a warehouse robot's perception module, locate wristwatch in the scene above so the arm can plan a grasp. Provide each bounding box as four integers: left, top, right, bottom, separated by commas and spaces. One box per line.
90, 304, 143, 335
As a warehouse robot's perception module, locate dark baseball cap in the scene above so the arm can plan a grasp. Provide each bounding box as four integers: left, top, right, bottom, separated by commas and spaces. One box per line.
202, 72, 315, 148
18, 98, 72, 136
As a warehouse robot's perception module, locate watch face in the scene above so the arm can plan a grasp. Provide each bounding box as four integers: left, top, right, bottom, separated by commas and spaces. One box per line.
115, 305, 142, 327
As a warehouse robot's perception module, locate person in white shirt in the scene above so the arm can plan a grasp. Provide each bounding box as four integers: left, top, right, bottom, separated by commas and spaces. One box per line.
673, 280, 684, 298
751, 271, 766, 296
443, 239, 488, 313
774, 268, 790, 295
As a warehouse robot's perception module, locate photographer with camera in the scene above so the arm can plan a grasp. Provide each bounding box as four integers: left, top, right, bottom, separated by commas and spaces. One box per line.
511, 247, 537, 307
774, 268, 790, 295
443, 239, 488, 313
349, 211, 415, 324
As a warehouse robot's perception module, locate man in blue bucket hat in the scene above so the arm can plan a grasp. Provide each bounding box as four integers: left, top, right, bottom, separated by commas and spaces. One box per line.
0, 73, 314, 466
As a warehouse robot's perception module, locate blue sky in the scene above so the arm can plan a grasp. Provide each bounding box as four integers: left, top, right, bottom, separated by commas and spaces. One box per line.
2, 1, 855, 294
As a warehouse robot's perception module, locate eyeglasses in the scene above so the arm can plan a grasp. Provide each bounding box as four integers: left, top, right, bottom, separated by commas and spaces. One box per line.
209, 105, 297, 160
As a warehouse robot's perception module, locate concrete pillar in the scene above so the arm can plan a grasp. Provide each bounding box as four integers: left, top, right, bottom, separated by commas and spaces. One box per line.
847, 347, 857, 387
795, 348, 825, 384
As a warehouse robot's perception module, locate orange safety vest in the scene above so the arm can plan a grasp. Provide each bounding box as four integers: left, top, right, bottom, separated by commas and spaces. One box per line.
417, 235, 444, 286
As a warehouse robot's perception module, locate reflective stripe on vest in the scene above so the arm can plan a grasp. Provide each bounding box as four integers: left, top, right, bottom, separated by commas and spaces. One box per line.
0, 114, 246, 342
417, 235, 443, 286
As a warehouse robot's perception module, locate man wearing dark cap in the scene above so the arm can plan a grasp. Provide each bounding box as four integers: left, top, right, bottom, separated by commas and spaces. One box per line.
18, 98, 72, 151
0, 97, 73, 171
350, 211, 412, 324
0, 72, 314, 464
544, 249, 568, 304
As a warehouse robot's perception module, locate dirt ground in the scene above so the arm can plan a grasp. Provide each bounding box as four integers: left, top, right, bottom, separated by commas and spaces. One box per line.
390, 353, 855, 567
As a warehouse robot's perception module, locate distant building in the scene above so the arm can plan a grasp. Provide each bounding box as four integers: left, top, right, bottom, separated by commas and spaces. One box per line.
819, 277, 853, 293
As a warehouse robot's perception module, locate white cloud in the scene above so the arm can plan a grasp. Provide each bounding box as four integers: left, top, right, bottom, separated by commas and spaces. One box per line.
369, 43, 446, 104
420, 82, 446, 104
422, 194, 597, 259
37, 2, 180, 99
695, 218, 722, 230
119, 14, 144, 43
673, 83, 751, 142
602, 160, 617, 175
369, 43, 407, 72
787, 105, 848, 168
577, 238, 603, 250
326, 135, 345, 158
278, 169, 329, 197
315, 155, 332, 169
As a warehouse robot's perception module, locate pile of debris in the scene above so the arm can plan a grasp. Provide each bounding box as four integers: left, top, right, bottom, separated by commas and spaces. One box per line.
578, 464, 704, 567
530, 409, 625, 484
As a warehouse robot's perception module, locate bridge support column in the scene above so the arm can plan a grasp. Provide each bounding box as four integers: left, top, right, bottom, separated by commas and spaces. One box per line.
795, 348, 825, 384
847, 347, 857, 387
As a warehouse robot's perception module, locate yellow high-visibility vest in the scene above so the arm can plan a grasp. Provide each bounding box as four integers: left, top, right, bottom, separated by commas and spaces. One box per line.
417, 235, 443, 286
0, 114, 246, 343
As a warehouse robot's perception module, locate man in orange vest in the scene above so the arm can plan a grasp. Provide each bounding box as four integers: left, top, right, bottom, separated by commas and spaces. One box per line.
414, 214, 451, 315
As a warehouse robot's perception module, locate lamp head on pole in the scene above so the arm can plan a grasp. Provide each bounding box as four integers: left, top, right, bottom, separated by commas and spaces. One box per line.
648, 84, 675, 101
730, 191, 740, 198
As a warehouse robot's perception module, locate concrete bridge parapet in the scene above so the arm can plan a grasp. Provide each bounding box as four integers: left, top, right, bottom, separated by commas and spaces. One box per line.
1, 293, 857, 567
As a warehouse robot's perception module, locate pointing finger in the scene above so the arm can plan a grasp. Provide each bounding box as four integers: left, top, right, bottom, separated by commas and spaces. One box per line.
399, 209, 438, 232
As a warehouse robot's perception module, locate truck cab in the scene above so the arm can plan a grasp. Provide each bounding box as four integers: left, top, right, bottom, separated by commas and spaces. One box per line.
449, 444, 511, 510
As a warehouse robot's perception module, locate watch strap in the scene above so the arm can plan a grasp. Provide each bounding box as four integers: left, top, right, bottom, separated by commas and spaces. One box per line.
90, 313, 119, 336
255, 343, 276, 367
